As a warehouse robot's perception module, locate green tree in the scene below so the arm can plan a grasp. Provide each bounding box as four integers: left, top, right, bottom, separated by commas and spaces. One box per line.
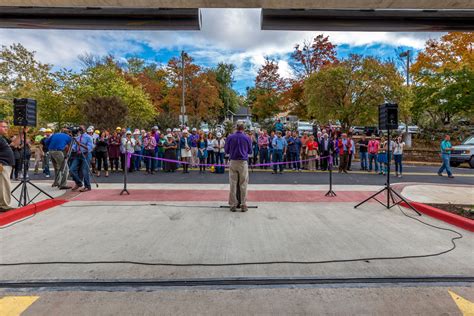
213, 63, 239, 120
78, 61, 156, 127
36, 69, 83, 129
0, 43, 50, 122
304, 55, 404, 129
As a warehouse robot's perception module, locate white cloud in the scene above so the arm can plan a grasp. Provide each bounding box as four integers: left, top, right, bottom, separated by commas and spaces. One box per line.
0, 8, 444, 88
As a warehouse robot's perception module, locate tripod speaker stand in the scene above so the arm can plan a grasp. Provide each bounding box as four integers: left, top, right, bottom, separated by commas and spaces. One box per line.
354, 103, 420, 215
11, 126, 53, 207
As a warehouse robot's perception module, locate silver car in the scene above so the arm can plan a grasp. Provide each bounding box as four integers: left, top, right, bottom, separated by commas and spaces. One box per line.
450, 135, 474, 168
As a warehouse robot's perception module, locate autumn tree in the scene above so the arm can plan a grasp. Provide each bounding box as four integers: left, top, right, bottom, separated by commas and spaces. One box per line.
250, 58, 285, 121
281, 35, 338, 118
411, 32, 474, 126
290, 34, 338, 79
305, 55, 404, 129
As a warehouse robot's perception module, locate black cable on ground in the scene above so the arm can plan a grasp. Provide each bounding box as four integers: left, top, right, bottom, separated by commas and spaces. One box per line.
0, 202, 464, 267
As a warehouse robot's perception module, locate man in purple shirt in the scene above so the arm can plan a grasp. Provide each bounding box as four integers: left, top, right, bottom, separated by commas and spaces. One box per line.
224, 122, 252, 212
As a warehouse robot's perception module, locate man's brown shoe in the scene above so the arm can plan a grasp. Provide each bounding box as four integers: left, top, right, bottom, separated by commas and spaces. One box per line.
241, 206, 248, 212
230, 207, 237, 212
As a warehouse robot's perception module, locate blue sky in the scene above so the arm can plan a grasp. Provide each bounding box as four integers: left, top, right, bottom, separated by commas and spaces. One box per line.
0, 9, 442, 94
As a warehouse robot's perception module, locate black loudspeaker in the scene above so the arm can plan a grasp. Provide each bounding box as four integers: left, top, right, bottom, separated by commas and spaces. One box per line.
13, 98, 37, 127
378, 103, 398, 130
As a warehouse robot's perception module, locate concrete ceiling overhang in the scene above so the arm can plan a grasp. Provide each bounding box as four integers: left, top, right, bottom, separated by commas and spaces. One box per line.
1, 1, 473, 9
0, 1, 473, 30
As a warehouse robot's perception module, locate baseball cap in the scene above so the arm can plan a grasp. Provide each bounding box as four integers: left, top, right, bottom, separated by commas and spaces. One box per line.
217, 132, 222, 138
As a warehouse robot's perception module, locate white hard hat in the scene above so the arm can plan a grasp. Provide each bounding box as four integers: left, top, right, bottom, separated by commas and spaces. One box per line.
39, 128, 46, 132
192, 128, 197, 132
86, 127, 94, 133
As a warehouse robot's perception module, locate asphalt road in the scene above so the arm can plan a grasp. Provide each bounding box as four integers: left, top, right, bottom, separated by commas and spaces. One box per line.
29, 164, 474, 185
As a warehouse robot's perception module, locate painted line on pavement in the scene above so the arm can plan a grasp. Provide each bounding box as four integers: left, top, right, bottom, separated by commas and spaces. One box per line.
0, 296, 39, 316
449, 290, 474, 315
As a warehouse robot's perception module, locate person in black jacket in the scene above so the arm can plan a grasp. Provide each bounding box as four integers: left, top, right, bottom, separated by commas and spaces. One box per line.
95, 131, 109, 177
319, 132, 334, 171
0, 120, 15, 211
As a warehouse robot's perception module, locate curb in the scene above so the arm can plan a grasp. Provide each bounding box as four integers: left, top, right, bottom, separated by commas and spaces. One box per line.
0, 199, 67, 227
401, 201, 474, 232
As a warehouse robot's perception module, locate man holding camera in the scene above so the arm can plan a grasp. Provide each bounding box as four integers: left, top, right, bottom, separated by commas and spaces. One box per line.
45, 128, 72, 189
0, 120, 15, 211
70, 127, 94, 192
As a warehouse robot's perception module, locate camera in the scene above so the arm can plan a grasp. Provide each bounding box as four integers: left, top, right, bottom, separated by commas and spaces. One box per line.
68, 126, 83, 137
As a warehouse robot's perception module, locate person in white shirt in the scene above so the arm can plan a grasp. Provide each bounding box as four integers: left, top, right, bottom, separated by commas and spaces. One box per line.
212, 132, 226, 167
393, 136, 405, 177
121, 130, 136, 173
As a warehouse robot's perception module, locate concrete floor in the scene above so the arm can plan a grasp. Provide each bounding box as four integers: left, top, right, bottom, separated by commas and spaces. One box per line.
1, 286, 471, 315
1, 201, 473, 281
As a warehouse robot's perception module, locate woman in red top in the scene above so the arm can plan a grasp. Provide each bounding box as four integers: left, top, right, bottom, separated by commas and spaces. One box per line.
306, 135, 318, 171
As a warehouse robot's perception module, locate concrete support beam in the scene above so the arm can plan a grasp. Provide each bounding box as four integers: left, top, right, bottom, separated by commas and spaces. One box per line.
262, 9, 474, 31
0, 0, 473, 10
0, 7, 201, 30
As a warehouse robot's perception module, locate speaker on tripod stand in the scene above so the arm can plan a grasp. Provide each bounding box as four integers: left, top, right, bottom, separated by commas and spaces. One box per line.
11, 98, 53, 207
354, 103, 421, 215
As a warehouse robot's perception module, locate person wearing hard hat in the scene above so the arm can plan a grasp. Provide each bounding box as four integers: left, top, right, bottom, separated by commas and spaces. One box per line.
33, 128, 46, 175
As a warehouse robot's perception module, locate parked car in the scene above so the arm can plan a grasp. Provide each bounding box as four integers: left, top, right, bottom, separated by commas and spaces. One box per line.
200, 123, 209, 134
364, 126, 380, 137
450, 135, 474, 168
350, 126, 365, 135
398, 123, 420, 134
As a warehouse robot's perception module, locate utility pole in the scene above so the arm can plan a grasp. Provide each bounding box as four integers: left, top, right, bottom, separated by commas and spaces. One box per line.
181, 50, 186, 127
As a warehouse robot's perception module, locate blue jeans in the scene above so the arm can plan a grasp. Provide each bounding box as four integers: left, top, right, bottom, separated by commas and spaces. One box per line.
368, 153, 378, 172
70, 153, 91, 188
359, 152, 368, 170
134, 150, 142, 170
43, 152, 51, 176
438, 153, 452, 176
273, 149, 284, 172
394, 154, 403, 174
216, 152, 225, 165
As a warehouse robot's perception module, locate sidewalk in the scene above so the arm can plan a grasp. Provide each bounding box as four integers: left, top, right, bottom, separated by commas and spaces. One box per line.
400, 184, 474, 205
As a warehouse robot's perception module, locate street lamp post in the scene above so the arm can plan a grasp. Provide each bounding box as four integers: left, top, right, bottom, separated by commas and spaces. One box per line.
181, 50, 186, 127
399, 50, 412, 147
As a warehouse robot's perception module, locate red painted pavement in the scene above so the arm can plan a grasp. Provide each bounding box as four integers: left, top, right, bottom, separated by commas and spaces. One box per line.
401, 201, 474, 232
72, 189, 377, 203
0, 199, 67, 226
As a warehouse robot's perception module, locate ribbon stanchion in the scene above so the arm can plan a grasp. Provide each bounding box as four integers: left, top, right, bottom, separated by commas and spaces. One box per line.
325, 154, 336, 197
120, 152, 131, 195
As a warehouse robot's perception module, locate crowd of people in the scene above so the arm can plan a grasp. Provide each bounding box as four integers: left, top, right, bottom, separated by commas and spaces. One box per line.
6, 123, 409, 184
0, 117, 459, 210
